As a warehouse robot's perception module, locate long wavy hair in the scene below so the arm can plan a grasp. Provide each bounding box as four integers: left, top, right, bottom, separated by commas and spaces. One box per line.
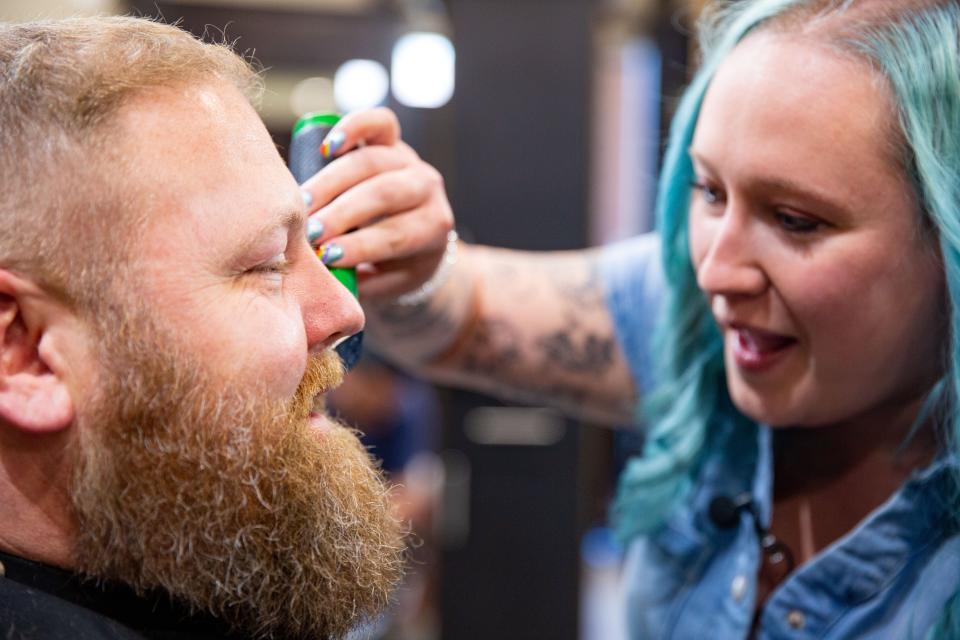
611, 1, 960, 636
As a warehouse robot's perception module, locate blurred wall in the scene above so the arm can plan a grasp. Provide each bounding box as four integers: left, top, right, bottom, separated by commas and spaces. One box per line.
437, 2, 595, 639
0, 0, 121, 20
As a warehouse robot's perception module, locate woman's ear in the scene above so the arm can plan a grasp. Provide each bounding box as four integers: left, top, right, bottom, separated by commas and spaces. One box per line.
0, 272, 75, 434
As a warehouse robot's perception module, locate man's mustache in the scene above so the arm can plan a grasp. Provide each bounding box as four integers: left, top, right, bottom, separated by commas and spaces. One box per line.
293, 351, 345, 419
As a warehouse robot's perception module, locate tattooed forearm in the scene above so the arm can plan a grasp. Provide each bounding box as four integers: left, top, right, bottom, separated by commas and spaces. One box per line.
535, 323, 615, 375
428, 248, 636, 424
444, 310, 632, 423
364, 247, 478, 364
459, 317, 523, 376
366, 244, 637, 424
531, 259, 619, 386
376, 298, 460, 340
552, 253, 606, 308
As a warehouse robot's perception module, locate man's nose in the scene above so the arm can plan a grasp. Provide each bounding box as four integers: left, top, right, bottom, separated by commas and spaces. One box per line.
695, 210, 767, 298
298, 255, 365, 354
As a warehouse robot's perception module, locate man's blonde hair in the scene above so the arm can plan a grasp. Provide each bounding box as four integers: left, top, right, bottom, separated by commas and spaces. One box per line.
0, 16, 261, 308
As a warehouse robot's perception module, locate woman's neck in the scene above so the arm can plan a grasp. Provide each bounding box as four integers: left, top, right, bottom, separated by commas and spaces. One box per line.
770, 393, 939, 563
750, 395, 939, 611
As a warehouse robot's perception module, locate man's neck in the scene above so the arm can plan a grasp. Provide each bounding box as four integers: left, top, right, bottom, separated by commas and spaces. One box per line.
0, 426, 76, 568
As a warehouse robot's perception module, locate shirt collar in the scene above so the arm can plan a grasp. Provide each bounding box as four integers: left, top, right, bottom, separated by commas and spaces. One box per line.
0, 551, 239, 638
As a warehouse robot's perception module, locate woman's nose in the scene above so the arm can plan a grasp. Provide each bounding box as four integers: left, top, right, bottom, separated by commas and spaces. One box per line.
694, 212, 768, 298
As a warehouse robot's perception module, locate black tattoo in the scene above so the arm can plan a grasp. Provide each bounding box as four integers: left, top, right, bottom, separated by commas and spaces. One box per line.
532, 257, 614, 374
374, 250, 631, 421
535, 318, 615, 375
461, 317, 523, 377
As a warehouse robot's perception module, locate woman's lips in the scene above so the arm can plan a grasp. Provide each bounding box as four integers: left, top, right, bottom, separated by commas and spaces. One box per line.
729, 325, 797, 372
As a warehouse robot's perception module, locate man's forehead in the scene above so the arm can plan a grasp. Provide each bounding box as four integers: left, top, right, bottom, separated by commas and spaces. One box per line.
120, 82, 274, 163
111, 82, 302, 258
195, 84, 229, 112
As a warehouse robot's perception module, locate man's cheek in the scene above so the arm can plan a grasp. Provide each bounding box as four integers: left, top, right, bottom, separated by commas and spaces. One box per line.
212, 304, 309, 398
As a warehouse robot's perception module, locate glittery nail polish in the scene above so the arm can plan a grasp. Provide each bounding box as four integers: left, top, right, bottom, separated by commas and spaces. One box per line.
301, 190, 313, 208
319, 243, 344, 265
306, 218, 324, 244
321, 130, 346, 159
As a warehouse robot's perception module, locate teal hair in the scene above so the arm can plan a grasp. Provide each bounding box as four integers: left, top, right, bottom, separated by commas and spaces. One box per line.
857, 7, 960, 638
611, 1, 960, 637
611, 0, 806, 539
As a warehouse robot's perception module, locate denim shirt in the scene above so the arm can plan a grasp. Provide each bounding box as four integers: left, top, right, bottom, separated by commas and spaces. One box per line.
600, 234, 960, 639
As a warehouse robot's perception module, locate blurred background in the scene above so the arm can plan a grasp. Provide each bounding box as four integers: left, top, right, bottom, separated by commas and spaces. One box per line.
1, 0, 710, 637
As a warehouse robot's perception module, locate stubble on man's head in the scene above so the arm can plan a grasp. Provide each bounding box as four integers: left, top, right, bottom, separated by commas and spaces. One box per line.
70, 307, 406, 639
0, 17, 265, 310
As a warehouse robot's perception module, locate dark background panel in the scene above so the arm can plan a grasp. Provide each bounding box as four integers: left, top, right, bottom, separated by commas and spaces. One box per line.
439, 1, 595, 637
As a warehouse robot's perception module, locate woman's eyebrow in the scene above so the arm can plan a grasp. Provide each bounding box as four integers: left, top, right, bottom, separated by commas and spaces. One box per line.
688, 147, 854, 219
748, 175, 854, 219
688, 147, 716, 173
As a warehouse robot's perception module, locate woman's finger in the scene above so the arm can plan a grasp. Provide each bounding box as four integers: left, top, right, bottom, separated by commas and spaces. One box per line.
299, 143, 418, 213
319, 107, 403, 160
356, 255, 445, 299
312, 163, 447, 243
315, 207, 453, 269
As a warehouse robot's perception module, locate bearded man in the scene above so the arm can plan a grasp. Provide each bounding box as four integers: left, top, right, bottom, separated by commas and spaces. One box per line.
0, 16, 405, 639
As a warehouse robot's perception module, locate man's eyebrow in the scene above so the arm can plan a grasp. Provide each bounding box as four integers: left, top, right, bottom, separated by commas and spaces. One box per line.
232, 208, 305, 260
688, 148, 854, 219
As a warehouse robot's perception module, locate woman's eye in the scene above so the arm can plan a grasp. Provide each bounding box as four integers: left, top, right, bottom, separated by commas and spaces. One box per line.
691, 181, 724, 205
775, 212, 821, 234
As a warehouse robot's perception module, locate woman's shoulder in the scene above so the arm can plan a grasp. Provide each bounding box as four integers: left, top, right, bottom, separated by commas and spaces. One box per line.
597, 233, 665, 395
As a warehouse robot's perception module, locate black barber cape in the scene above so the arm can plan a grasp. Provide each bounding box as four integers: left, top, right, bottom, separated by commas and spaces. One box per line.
0, 552, 246, 639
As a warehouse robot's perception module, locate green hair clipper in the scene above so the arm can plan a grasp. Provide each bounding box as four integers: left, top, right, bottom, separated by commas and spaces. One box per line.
289, 112, 362, 370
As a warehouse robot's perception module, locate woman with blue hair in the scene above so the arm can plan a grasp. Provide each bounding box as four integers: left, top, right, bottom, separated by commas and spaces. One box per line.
301, 0, 960, 636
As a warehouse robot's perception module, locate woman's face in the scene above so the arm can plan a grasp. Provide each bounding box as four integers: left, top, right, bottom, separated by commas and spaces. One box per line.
688, 33, 945, 429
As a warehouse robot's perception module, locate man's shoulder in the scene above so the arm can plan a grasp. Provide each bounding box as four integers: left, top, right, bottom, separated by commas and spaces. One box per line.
0, 575, 147, 640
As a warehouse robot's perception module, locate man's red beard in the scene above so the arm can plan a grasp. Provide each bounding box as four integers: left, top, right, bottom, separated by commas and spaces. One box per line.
69, 315, 405, 639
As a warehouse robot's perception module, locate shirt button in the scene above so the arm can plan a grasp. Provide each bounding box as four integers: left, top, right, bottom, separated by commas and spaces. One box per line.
730, 574, 747, 602
787, 610, 805, 630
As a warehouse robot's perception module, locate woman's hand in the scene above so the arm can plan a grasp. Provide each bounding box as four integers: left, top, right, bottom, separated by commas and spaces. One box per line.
299, 107, 454, 300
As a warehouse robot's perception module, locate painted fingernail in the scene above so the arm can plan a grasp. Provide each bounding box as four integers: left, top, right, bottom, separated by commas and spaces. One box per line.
301, 190, 313, 208
306, 218, 325, 244
321, 130, 346, 159
319, 243, 343, 265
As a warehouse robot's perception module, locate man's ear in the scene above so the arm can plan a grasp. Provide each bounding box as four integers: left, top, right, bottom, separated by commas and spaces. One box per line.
0, 271, 74, 434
